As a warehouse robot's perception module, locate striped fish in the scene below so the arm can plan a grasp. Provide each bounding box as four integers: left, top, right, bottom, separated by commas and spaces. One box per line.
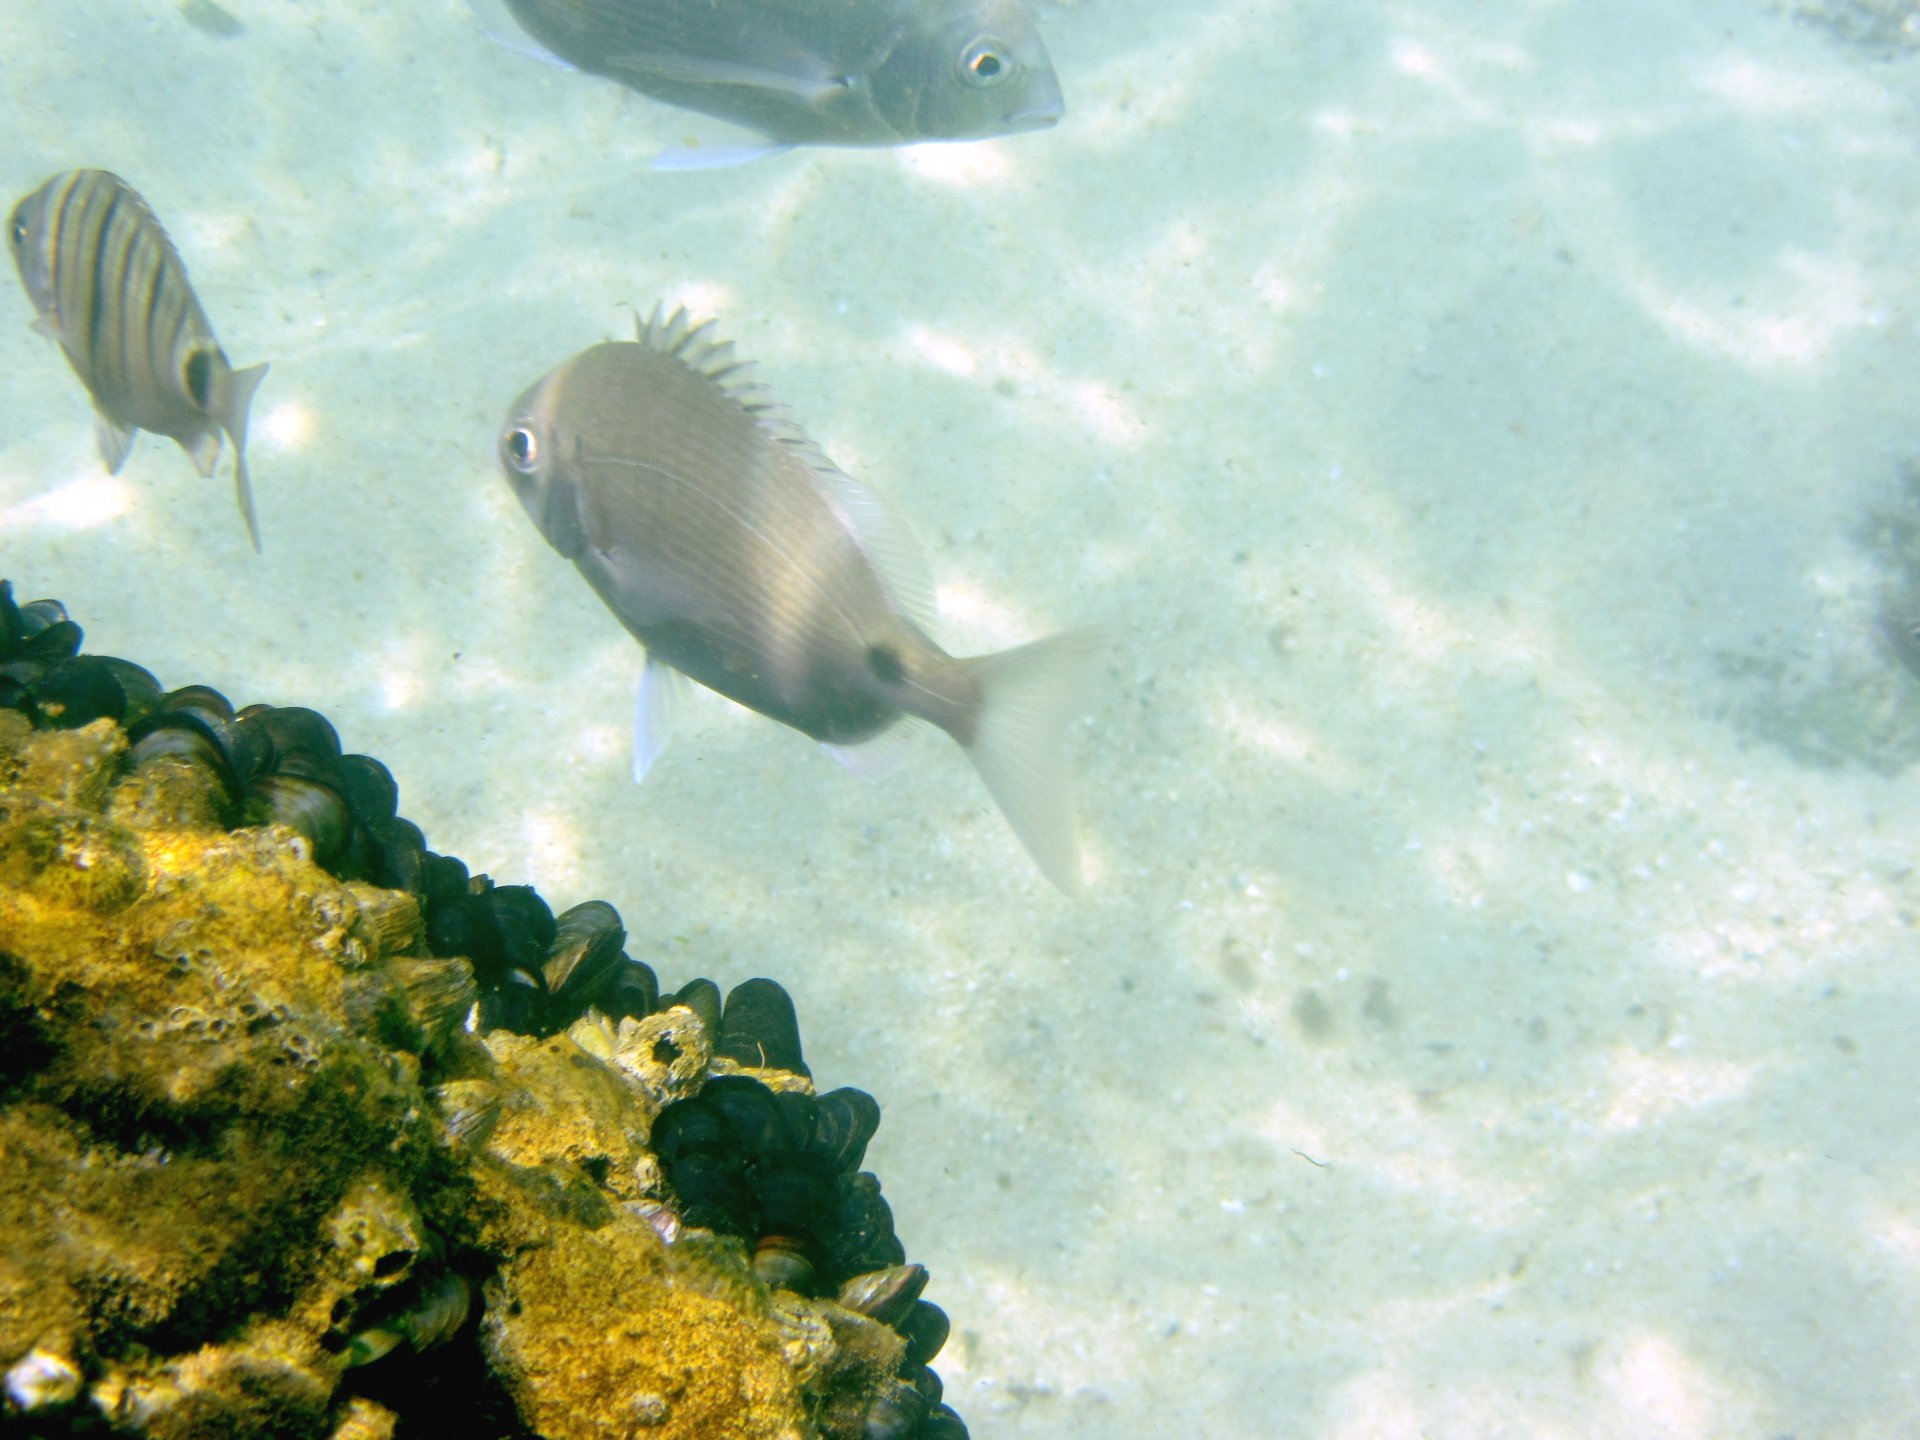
7, 170, 268, 550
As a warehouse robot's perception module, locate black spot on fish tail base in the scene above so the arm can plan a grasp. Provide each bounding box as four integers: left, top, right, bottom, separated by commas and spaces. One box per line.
0, 578, 972, 1440
184, 347, 216, 410
867, 644, 905, 685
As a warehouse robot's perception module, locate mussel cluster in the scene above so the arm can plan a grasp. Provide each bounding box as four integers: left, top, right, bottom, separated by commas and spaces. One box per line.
1, 580, 659, 1037
658, 980, 966, 1440
0, 580, 969, 1440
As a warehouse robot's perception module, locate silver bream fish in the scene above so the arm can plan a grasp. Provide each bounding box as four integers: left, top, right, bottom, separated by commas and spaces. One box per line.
7, 169, 268, 550
497, 307, 1097, 891
473, 0, 1063, 163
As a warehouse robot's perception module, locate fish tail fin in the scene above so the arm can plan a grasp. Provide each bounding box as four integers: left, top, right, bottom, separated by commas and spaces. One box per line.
220, 361, 269, 552
959, 628, 1104, 895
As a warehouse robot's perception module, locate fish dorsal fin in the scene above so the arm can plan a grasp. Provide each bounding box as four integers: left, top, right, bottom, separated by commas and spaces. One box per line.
633, 303, 939, 636
804, 457, 938, 637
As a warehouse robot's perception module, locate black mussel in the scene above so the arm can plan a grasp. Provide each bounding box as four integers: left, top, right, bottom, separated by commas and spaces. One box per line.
400, 1271, 472, 1351
478, 964, 548, 1033
127, 710, 241, 801
0, 582, 23, 652
373, 817, 428, 894
542, 901, 626, 1017
812, 1087, 881, 1173
18, 655, 130, 728
912, 1366, 943, 1406
597, 954, 659, 1023
838, 1264, 929, 1328
651, 1095, 756, 1238
716, 978, 808, 1076
862, 1379, 931, 1440
340, 753, 399, 828
662, 977, 722, 1033
239, 705, 345, 788
897, 1301, 950, 1368
419, 852, 470, 903
922, 1403, 970, 1440
98, 657, 162, 725
751, 1233, 818, 1294
489, 884, 557, 974
700, 1075, 803, 1153
752, 1160, 839, 1293
426, 892, 504, 982
21, 618, 83, 662
831, 1172, 904, 1278
161, 684, 238, 736
242, 771, 351, 863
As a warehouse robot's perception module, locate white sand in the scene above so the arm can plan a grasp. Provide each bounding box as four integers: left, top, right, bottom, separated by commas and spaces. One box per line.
5, 1, 1920, 1435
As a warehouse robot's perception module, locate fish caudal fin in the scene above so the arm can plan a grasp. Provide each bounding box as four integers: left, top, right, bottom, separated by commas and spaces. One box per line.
220, 360, 269, 552
960, 629, 1103, 895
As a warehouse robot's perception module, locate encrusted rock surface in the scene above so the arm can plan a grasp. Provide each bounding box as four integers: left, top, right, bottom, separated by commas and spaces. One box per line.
0, 708, 949, 1438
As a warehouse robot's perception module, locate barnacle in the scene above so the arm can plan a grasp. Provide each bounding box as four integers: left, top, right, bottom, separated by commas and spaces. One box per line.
0, 580, 968, 1440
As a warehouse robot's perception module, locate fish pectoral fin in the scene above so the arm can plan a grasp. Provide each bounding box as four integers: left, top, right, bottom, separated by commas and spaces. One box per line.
467, 0, 573, 69
91, 411, 137, 475
632, 653, 691, 784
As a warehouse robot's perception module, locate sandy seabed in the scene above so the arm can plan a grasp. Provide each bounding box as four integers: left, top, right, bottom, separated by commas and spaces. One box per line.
4, 1, 1919, 1436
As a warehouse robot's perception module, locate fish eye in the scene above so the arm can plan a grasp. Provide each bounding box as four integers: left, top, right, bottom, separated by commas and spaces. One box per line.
959, 38, 1010, 88
7, 218, 24, 248
504, 425, 540, 473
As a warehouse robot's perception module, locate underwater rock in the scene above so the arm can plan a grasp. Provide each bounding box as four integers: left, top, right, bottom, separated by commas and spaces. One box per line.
0, 579, 968, 1439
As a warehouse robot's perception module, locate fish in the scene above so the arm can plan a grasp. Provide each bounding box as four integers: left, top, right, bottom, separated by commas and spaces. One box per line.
7, 169, 268, 551
470, 0, 1064, 165
496, 306, 1099, 891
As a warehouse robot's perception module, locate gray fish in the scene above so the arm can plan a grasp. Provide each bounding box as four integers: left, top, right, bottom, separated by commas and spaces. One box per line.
472, 0, 1063, 163
497, 306, 1097, 891
7, 170, 268, 550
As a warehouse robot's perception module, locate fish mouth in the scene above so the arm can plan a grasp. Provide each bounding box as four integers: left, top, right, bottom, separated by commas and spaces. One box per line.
1003, 97, 1063, 132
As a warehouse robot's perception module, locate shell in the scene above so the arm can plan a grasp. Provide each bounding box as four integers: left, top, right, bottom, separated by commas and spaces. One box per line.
897, 1300, 951, 1368
242, 771, 351, 862
541, 900, 626, 1014
836, 1263, 928, 1327
392, 955, 478, 1044
715, 977, 808, 1077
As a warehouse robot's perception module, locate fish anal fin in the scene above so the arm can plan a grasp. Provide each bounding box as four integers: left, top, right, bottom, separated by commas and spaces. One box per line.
823, 716, 923, 783
217, 360, 268, 551
92, 411, 136, 475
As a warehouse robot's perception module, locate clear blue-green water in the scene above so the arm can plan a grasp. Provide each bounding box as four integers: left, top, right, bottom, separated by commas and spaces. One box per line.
5, 1, 1920, 1435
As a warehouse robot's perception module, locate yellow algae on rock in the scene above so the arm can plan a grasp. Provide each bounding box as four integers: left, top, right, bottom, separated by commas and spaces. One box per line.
480, 1029, 654, 1200
483, 1219, 807, 1440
